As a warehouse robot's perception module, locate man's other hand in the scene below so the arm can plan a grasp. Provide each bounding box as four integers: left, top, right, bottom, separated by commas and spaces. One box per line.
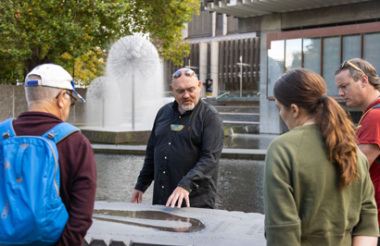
131, 189, 144, 203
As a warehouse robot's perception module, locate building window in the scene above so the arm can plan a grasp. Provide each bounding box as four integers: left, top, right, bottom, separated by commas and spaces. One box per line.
342, 35, 360, 61
266, 22, 380, 99
303, 38, 321, 74
285, 39, 302, 71
267, 40, 284, 98
363, 33, 380, 71
322, 36, 340, 96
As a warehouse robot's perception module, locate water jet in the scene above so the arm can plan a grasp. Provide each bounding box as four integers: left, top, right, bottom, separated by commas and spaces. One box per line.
82, 36, 167, 144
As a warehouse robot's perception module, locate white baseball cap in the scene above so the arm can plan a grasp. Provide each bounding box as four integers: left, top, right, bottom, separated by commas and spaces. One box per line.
25, 63, 85, 102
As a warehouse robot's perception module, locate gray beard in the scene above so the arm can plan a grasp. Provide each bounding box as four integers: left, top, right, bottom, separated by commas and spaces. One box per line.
181, 103, 195, 112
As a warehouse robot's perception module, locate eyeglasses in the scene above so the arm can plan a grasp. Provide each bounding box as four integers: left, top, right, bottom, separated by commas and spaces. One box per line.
172, 69, 196, 79
341, 60, 366, 76
55, 90, 78, 107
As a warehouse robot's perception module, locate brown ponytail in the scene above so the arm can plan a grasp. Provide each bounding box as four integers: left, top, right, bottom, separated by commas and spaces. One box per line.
274, 68, 358, 188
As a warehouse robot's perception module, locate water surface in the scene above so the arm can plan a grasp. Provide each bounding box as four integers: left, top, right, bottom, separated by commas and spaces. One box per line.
95, 154, 264, 213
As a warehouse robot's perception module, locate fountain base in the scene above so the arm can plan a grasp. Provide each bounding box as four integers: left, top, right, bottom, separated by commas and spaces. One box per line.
81, 129, 150, 145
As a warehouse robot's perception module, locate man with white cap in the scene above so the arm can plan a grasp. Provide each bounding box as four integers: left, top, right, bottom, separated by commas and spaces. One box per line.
11, 63, 97, 245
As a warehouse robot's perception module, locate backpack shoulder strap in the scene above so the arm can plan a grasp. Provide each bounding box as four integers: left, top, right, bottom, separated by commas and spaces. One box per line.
43, 122, 80, 144
0, 118, 16, 140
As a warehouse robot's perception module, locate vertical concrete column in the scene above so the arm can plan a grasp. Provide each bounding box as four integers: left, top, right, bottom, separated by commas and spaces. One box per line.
223, 14, 228, 36
210, 41, 219, 98
199, 42, 208, 98
212, 12, 216, 37
259, 15, 282, 134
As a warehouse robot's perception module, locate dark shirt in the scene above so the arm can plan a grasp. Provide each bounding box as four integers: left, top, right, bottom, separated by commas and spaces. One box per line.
135, 99, 224, 208
12, 112, 97, 246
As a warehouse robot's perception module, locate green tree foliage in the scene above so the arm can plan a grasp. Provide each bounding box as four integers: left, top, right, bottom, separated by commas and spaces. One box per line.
129, 0, 199, 64
0, 0, 199, 83
58, 48, 107, 86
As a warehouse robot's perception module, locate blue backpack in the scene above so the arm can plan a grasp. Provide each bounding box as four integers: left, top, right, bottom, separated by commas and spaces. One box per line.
0, 118, 79, 245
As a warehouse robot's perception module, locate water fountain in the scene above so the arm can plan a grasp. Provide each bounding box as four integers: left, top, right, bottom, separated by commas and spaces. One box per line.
78, 35, 268, 245
82, 35, 167, 144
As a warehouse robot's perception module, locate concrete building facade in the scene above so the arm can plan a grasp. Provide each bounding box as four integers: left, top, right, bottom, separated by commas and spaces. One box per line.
180, 0, 380, 134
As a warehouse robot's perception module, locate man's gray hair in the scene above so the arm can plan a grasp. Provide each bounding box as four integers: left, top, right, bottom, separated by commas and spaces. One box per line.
25, 75, 61, 107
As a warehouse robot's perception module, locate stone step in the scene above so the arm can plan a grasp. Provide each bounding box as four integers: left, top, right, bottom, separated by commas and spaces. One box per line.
224, 122, 259, 134
219, 112, 259, 122
214, 105, 260, 113
205, 97, 261, 134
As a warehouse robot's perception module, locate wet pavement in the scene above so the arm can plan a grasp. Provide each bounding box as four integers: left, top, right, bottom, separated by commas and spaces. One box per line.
85, 201, 266, 246
92, 209, 205, 233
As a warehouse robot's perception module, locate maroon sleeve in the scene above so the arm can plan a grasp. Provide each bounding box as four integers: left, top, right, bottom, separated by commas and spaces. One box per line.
55, 132, 97, 246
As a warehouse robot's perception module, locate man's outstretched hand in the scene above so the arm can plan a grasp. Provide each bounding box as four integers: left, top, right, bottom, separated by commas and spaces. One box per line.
166, 186, 190, 208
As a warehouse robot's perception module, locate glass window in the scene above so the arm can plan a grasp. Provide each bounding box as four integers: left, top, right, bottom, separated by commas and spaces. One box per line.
322, 37, 340, 96
303, 38, 321, 74
285, 39, 302, 71
267, 40, 284, 97
342, 35, 361, 61
267, 26, 380, 100
363, 33, 380, 72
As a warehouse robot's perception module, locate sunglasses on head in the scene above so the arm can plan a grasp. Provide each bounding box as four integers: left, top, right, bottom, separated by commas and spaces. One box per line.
341, 60, 366, 76
172, 69, 196, 79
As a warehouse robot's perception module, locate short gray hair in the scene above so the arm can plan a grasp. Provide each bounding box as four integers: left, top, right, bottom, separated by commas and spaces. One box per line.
25, 75, 62, 107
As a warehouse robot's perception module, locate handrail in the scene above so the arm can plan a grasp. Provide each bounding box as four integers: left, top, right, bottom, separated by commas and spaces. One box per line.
216, 92, 230, 100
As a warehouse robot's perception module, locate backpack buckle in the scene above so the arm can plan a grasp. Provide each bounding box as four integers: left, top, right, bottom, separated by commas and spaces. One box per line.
47, 132, 57, 140
2, 131, 10, 139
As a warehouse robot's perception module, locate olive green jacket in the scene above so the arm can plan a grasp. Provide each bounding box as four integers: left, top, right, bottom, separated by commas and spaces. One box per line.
264, 124, 378, 246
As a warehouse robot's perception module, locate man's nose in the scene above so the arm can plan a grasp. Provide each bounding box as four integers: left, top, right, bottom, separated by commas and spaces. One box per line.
183, 91, 190, 98
338, 88, 345, 97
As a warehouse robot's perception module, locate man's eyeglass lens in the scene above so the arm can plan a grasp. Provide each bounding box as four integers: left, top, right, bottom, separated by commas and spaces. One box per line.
67, 91, 78, 107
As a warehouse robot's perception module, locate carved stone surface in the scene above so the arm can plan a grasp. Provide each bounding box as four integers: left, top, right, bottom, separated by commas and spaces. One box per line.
84, 201, 266, 246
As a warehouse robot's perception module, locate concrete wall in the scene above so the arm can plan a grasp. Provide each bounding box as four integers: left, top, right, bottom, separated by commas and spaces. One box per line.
0, 85, 87, 125
280, 1, 380, 29
239, 1, 380, 33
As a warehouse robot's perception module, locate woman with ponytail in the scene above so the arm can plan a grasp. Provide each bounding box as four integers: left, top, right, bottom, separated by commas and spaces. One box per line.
264, 68, 378, 246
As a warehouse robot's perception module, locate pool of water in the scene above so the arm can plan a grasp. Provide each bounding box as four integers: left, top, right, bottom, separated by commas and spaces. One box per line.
224, 133, 276, 149
95, 154, 264, 214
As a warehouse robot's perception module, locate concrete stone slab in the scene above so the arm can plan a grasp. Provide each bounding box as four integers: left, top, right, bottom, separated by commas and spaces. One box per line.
85, 201, 266, 246
91, 144, 267, 160
82, 130, 151, 145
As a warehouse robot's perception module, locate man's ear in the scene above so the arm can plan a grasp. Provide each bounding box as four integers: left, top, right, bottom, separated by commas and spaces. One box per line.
360, 75, 369, 88
198, 81, 201, 87
290, 103, 299, 118
56, 91, 65, 108
169, 84, 173, 92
